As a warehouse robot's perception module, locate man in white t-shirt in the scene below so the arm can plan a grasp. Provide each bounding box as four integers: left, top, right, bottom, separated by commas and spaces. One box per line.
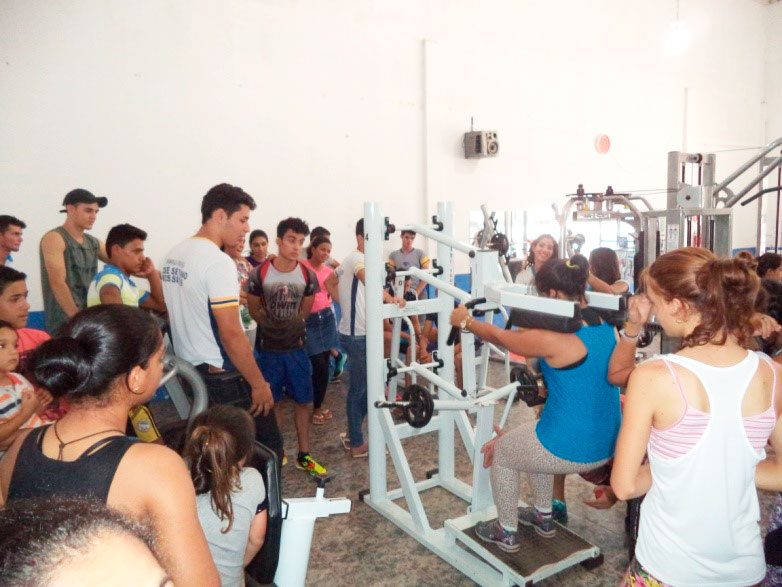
334, 218, 404, 456
162, 183, 281, 460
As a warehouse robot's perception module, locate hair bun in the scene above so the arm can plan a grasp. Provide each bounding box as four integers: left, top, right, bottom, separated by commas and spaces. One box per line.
567, 254, 589, 278
25, 337, 93, 397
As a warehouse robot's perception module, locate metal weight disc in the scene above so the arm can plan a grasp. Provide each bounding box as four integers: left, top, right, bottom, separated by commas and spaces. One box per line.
402, 384, 434, 428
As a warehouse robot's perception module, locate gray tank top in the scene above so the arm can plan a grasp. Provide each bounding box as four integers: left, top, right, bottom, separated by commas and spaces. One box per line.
40, 226, 99, 332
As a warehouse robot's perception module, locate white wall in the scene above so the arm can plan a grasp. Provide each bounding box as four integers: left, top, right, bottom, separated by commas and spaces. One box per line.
0, 0, 773, 310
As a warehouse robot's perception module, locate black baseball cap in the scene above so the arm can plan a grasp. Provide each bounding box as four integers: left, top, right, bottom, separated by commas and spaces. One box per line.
60, 188, 108, 212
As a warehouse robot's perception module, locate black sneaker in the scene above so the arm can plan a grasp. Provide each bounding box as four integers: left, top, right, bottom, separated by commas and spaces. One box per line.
518, 506, 556, 538
475, 520, 520, 553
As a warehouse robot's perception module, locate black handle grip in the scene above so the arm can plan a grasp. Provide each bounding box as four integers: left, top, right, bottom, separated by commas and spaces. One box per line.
465, 297, 486, 309
447, 298, 487, 346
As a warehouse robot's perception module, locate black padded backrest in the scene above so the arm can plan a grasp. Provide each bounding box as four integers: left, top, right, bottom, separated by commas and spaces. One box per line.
507, 307, 583, 333
245, 441, 282, 585
249, 441, 281, 520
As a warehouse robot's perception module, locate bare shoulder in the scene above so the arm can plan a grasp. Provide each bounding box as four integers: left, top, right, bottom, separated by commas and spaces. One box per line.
627, 359, 672, 390
0, 428, 35, 499
122, 442, 189, 481
40, 230, 65, 251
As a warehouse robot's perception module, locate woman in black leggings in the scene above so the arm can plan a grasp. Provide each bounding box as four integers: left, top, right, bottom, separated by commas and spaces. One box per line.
303, 236, 340, 425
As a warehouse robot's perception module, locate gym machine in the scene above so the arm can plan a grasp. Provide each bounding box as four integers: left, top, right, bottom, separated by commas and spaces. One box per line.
362, 201, 618, 586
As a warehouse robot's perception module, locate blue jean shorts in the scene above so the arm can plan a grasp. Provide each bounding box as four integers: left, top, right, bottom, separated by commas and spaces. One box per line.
256, 348, 314, 404
305, 307, 338, 356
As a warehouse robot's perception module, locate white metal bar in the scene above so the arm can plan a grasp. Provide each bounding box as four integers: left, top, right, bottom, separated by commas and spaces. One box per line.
454, 410, 475, 465
408, 361, 465, 399
365, 202, 388, 501
396, 416, 442, 439
407, 266, 471, 303
400, 223, 477, 257
391, 359, 441, 375
435, 201, 457, 488
381, 298, 444, 319
471, 405, 495, 512
476, 382, 518, 403
483, 282, 578, 317
385, 477, 440, 501
379, 389, 432, 531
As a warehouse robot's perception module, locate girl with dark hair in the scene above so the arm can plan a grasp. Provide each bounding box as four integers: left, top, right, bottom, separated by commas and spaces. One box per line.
514, 234, 558, 288
246, 229, 269, 268
303, 236, 340, 424
758, 252, 782, 281
450, 255, 643, 552
185, 405, 267, 587
587, 246, 630, 294
612, 247, 782, 586
0, 305, 219, 587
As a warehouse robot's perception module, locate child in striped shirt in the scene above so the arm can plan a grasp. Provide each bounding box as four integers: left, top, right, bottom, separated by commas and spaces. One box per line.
0, 321, 51, 456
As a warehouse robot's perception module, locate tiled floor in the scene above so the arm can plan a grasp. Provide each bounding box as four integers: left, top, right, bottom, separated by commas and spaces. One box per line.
275, 364, 777, 586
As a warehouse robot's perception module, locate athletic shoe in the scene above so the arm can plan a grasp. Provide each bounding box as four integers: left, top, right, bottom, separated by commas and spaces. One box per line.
296, 454, 328, 477
518, 506, 556, 538
552, 499, 568, 525
331, 352, 347, 382
475, 520, 520, 553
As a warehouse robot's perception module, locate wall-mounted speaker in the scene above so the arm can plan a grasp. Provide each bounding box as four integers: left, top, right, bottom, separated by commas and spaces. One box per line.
463, 131, 499, 159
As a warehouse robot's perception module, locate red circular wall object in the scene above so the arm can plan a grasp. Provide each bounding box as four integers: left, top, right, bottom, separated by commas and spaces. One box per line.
595, 134, 611, 154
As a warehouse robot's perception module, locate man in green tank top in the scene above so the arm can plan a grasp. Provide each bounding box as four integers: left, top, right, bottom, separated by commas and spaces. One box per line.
39, 189, 109, 332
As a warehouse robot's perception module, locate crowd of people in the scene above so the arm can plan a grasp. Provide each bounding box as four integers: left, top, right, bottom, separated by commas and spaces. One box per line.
2, 185, 782, 585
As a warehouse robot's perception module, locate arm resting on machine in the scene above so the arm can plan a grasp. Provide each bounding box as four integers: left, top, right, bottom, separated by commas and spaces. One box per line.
212, 304, 274, 416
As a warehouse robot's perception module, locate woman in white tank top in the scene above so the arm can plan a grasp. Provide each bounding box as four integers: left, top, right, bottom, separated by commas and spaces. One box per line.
611, 247, 782, 586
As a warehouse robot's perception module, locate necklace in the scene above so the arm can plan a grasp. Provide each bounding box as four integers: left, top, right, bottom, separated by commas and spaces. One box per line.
52, 422, 125, 461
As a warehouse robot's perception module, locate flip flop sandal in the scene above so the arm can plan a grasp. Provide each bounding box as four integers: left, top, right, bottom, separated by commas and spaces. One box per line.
312, 412, 328, 425
320, 408, 333, 420
583, 485, 617, 509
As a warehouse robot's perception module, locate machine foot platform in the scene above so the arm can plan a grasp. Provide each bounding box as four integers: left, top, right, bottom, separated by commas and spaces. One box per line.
445, 509, 601, 584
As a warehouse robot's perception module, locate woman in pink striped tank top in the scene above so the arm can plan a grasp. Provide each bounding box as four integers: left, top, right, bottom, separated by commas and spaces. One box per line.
612, 247, 782, 587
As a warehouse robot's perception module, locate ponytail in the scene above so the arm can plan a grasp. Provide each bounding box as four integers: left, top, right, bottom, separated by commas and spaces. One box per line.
644, 247, 761, 348
184, 406, 255, 533
534, 254, 589, 299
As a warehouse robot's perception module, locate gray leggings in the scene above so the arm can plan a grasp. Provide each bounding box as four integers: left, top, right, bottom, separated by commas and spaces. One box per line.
492, 420, 609, 530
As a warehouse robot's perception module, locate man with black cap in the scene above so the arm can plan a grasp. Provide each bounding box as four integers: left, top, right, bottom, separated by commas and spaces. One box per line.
39, 188, 109, 332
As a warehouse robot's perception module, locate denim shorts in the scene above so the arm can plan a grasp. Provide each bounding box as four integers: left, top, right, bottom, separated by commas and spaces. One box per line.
304, 307, 338, 356
256, 348, 314, 404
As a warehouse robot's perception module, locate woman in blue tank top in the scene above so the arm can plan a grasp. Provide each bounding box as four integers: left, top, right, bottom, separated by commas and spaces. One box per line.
450, 254, 646, 552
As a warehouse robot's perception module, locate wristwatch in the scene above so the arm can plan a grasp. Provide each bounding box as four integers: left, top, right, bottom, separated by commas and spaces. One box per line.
460, 316, 473, 331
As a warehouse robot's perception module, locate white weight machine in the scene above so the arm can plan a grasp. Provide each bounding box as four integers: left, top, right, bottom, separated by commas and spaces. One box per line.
361, 201, 608, 586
